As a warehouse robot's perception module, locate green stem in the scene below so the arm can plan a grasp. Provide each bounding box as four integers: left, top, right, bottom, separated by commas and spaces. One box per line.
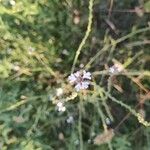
78, 99, 83, 150
71, 0, 94, 73
85, 27, 150, 69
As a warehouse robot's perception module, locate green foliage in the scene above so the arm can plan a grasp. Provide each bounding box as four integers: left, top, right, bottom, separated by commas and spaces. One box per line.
0, 0, 150, 149
113, 136, 132, 150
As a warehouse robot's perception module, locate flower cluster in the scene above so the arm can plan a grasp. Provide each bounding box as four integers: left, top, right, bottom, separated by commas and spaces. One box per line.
56, 102, 66, 112
68, 70, 91, 92
54, 66, 124, 114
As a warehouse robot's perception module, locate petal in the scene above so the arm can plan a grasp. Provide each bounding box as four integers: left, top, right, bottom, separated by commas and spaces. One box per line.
83, 71, 91, 80
75, 83, 82, 91
109, 64, 123, 74
109, 67, 115, 73
74, 71, 81, 77
57, 102, 63, 107
68, 74, 77, 83
61, 107, 66, 112
81, 81, 90, 89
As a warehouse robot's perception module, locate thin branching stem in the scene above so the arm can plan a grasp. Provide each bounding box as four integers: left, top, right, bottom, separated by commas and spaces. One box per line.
85, 27, 150, 69
78, 98, 83, 150
71, 0, 94, 73
104, 91, 150, 127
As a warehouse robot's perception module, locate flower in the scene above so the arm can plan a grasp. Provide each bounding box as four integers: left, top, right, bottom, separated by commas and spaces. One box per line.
82, 70, 91, 80
109, 64, 123, 74
56, 88, 63, 97
75, 81, 90, 91
56, 102, 66, 112
68, 70, 91, 91
66, 116, 74, 124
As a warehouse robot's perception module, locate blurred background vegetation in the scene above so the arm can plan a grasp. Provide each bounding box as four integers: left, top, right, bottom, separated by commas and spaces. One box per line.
0, 0, 150, 149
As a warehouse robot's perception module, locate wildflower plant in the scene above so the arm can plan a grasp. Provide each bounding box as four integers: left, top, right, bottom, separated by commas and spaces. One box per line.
0, 0, 150, 150
68, 70, 91, 91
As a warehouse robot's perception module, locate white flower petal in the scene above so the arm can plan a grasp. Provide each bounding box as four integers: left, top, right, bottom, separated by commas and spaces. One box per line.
83, 70, 91, 80
61, 107, 66, 112
81, 81, 90, 89
75, 83, 82, 91
109, 64, 123, 74
68, 74, 77, 83
74, 71, 80, 77
58, 107, 61, 111
56, 102, 66, 112
109, 67, 115, 73
57, 102, 63, 107
75, 82, 90, 91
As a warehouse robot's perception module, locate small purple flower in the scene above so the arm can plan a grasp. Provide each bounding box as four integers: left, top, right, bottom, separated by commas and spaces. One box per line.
68, 70, 91, 91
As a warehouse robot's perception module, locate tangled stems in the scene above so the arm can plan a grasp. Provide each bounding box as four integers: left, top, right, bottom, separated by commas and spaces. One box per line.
85, 26, 150, 69
96, 102, 113, 150
71, 0, 94, 73
103, 91, 150, 127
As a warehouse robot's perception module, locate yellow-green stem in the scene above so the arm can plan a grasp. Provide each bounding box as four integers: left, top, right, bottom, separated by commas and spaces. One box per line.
71, 0, 94, 73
